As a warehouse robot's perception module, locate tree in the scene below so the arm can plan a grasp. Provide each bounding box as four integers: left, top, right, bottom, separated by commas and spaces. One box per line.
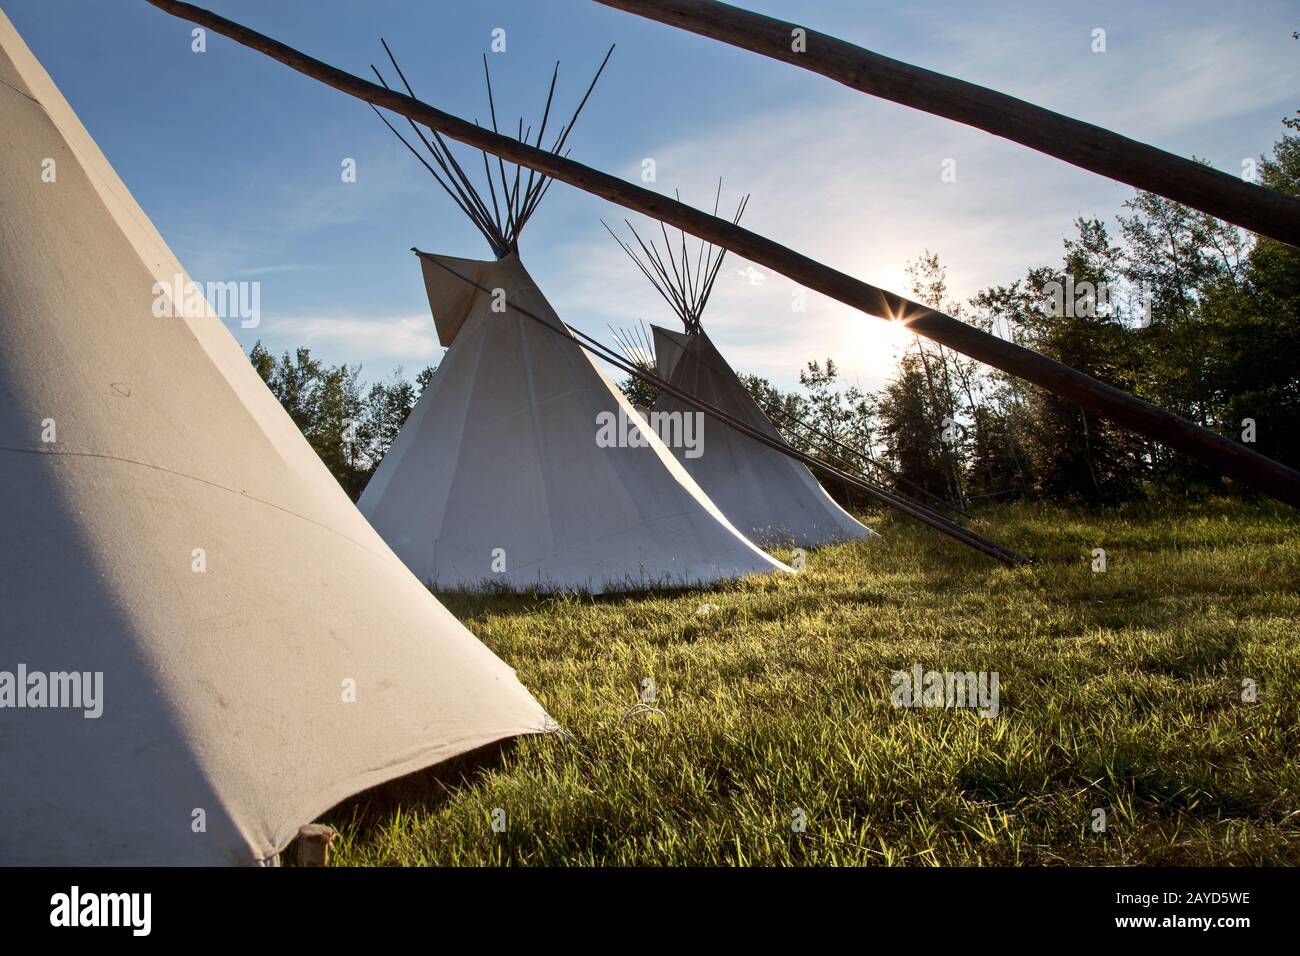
738, 372, 811, 451
963, 222, 1148, 503
355, 370, 417, 475
415, 365, 438, 395
790, 360, 879, 508
874, 349, 953, 500
618, 364, 659, 409
1211, 115, 1300, 472
247, 343, 431, 500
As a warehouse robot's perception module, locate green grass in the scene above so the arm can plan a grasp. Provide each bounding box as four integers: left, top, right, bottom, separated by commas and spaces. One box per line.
325, 498, 1300, 866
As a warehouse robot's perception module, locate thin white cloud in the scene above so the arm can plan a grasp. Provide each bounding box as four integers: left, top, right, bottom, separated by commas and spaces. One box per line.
232, 263, 330, 277
918, 4, 1296, 143
256, 314, 442, 364
170, 142, 430, 282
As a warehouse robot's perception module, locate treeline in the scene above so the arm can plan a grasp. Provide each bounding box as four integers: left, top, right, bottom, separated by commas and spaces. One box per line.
713, 118, 1300, 509
252, 119, 1298, 510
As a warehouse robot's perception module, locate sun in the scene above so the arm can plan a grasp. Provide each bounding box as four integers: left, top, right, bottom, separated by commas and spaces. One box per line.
842, 305, 913, 361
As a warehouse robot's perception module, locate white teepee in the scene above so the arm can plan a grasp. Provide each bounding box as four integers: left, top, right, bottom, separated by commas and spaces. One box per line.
357, 50, 788, 592
652, 326, 872, 547
0, 12, 550, 866
358, 251, 789, 591
606, 195, 872, 548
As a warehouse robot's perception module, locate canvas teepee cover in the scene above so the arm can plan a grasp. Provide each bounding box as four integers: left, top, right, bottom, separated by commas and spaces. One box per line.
357, 251, 789, 592
651, 326, 872, 547
0, 12, 550, 866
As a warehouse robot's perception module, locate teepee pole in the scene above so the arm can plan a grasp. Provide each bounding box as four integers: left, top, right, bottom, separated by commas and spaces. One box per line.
142, 1, 1300, 509
592, 0, 1300, 249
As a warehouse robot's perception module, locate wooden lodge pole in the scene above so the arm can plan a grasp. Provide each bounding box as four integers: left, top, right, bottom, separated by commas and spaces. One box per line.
592, 0, 1300, 249
143, 1, 1300, 508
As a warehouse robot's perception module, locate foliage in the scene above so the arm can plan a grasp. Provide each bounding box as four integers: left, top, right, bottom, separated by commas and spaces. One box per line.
248, 342, 434, 500
617, 359, 659, 409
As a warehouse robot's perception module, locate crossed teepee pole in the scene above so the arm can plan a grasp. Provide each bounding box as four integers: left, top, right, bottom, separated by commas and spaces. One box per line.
593, 0, 1300, 249
143, 0, 1300, 510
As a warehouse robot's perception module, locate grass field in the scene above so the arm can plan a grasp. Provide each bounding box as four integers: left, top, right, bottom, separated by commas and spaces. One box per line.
323, 499, 1299, 865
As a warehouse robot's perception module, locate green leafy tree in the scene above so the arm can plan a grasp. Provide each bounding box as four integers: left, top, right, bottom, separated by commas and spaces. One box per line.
618, 364, 659, 409
874, 349, 953, 500
738, 372, 810, 451
247, 343, 431, 500
1212, 115, 1300, 471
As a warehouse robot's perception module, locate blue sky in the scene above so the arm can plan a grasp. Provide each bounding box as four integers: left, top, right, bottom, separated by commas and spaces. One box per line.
7, 0, 1297, 392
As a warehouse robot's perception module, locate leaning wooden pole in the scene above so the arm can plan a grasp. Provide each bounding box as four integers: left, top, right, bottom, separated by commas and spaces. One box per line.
592, 0, 1300, 249
142, 1, 1300, 509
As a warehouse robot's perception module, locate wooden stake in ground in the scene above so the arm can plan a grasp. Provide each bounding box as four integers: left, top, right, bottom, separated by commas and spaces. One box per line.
296, 824, 336, 867
142, 0, 1300, 509
592, 0, 1300, 249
